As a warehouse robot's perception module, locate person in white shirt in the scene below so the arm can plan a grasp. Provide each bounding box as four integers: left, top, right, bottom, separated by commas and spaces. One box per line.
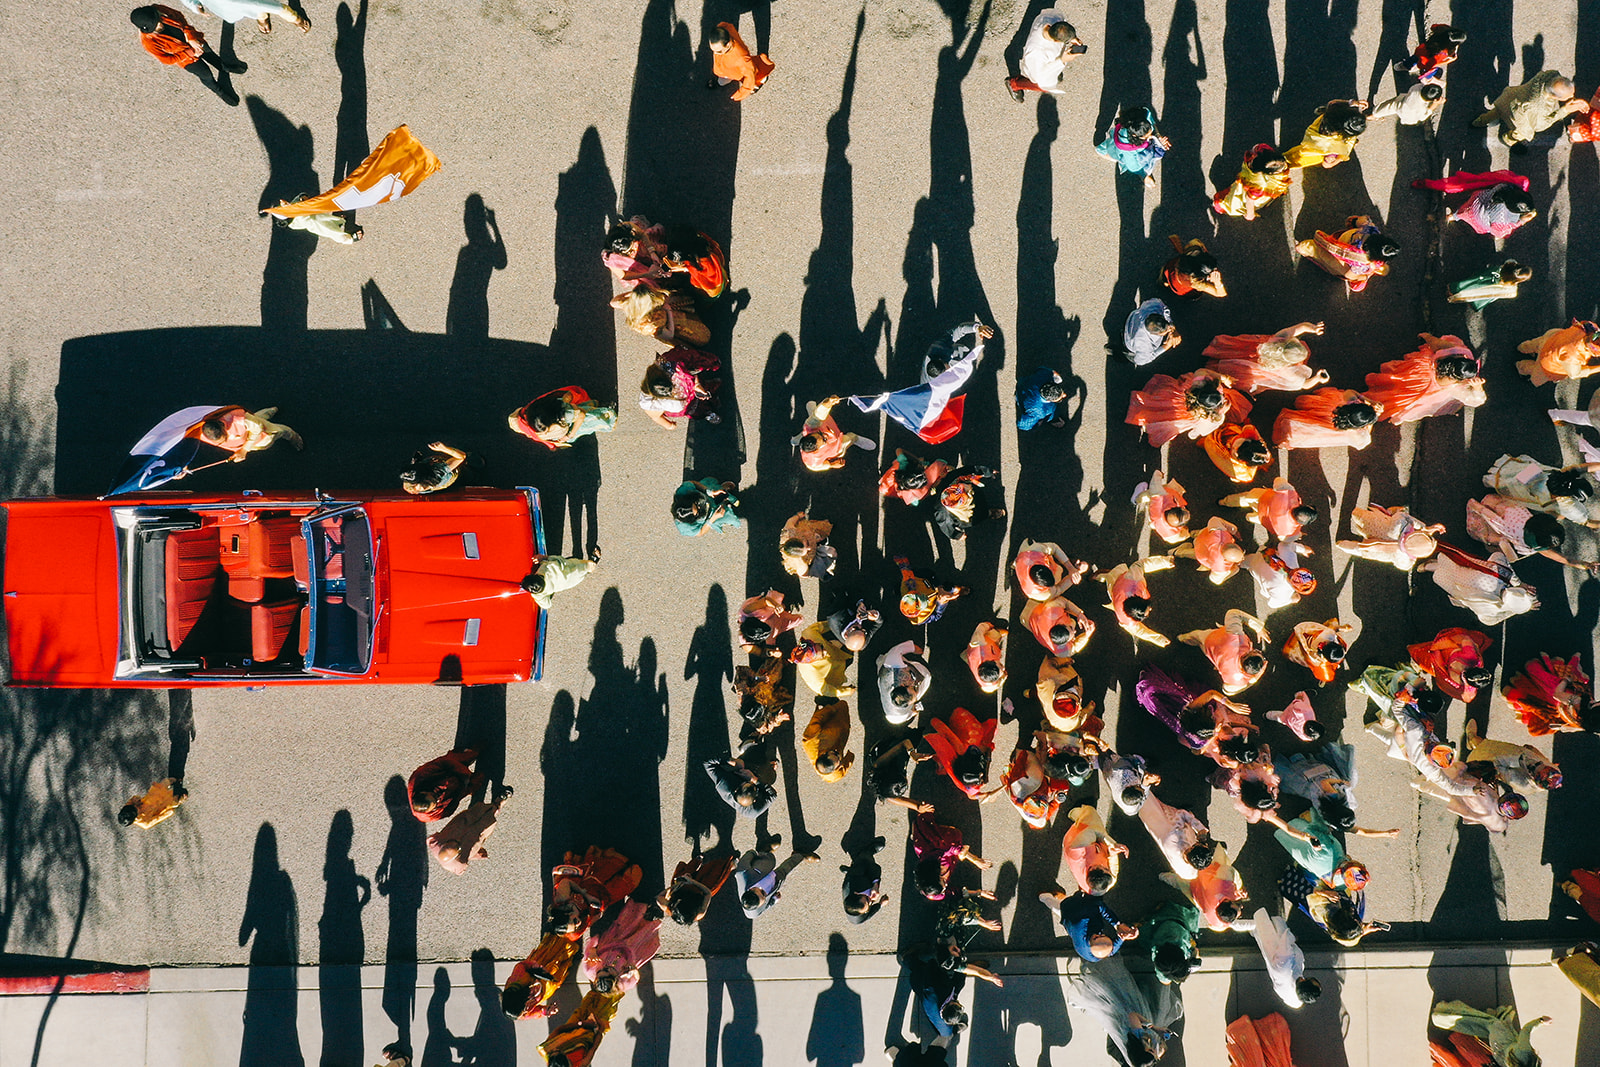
1371, 80, 1444, 125
1005, 8, 1084, 99
1250, 908, 1322, 1008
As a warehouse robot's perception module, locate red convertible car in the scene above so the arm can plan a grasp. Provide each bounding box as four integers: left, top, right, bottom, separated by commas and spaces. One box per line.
2, 488, 548, 687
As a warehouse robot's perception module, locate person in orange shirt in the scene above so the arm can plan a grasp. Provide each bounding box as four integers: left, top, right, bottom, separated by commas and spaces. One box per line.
130, 6, 246, 106
708, 21, 774, 100
118, 777, 187, 828
792, 396, 875, 472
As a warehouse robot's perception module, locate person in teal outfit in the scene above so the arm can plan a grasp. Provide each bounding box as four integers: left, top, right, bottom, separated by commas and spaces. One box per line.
672, 478, 743, 536
1096, 105, 1171, 187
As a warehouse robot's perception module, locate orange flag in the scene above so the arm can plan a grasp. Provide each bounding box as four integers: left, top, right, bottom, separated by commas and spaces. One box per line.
263, 125, 441, 219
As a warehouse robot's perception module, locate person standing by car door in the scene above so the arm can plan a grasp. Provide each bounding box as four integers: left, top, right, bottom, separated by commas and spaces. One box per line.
198, 406, 304, 460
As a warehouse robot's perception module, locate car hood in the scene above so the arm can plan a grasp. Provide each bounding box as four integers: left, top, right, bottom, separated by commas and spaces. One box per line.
4, 509, 115, 685
374, 509, 537, 681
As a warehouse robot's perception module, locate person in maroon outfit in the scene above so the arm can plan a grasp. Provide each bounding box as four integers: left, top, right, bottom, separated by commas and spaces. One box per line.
407, 749, 484, 822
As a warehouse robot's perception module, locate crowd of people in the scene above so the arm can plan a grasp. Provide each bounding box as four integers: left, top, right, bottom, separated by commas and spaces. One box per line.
109, 3, 1600, 1065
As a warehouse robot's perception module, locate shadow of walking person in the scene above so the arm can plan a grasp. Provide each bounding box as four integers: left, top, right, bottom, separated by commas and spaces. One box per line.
319, 809, 370, 1067
421, 967, 462, 1067
807, 933, 865, 1067
683, 584, 736, 856
166, 689, 195, 783
464, 948, 517, 1066
247, 97, 318, 333
333, 0, 369, 183
627, 964, 674, 1067
239, 823, 302, 1067
446, 194, 508, 339
454, 685, 508, 800
378, 774, 429, 1053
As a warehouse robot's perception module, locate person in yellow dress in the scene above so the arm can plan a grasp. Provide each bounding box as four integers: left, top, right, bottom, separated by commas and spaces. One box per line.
1283, 99, 1370, 169
802, 700, 856, 781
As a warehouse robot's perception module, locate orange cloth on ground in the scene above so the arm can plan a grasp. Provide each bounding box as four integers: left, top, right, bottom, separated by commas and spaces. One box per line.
141, 6, 205, 65
712, 22, 774, 100
1226, 1013, 1296, 1067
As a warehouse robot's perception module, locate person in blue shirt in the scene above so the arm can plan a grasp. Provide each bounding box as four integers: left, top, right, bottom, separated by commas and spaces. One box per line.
1016, 366, 1067, 430
1041, 889, 1139, 959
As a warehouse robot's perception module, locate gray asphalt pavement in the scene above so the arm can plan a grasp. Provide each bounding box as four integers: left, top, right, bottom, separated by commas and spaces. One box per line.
3, 0, 1600, 1060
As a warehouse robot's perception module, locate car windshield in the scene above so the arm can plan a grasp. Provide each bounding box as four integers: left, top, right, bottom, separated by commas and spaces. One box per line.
305, 509, 374, 674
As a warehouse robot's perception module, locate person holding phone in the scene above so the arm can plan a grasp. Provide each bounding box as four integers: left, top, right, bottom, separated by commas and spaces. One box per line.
1005, 8, 1085, 100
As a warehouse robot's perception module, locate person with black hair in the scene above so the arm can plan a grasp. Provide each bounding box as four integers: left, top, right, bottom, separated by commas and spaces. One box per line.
1503, 652, 1600, 736
537, 989, 626, 1066
510, 385, 619, 447
707, 19, 774, 102
1096, 105, 1171, 187
672, 477, 742, 537
521, 547, 601, 609
1250, 907, 1321, 1008
736, 589, 802, 657
876, 642, 933, 725
1273, 387, 1382, 450
1372, 79, 1445, 124
1283, 619, 1355, 686
1442, 180, 1538, 238
637, 347, 722, 429
601, 216, 668, 287
130, 5, 247, 105
1121, 298, 1182, 366
197, 406, 303, 461
734, 842, 820, 917
1467, 493, 1596, 573
925, 707, 997, 798
406, 749, 483, 822
733, 659, 792, 743
910, 808, 991, 900
1180, 608, 1270, 695
1364, 332, 1486, 423
117, 776, 187, 828
1092, 742, 1160, 816
1145, 898, 1202, 985
1161, 848, 1248, 932
1407, 627, 1497, 702
866, 737, 930, 803
501, 933, 580, 1019
1134, 470, 1191, 544
1160, 235, 1227, 298
841, 836, 889, 923
1020, 594, 1095, 658
1284, 99, 1370, 169
1448, 260, 1532, 309
1126, 370, 1242, 446
1097, 556, 1176, 648
547, 847, 643, 941
791, 621, 855, 699
1517, 319, 1600, 387
1137, 789, 1217, 880
1016, 366, 1068, 429
581, 898, 659, 995
1222, 474, 1316, 542
878, 449, 951, 506
932, 466, 1005, 541
1060, 805, 1128, 895
703, 752, 778, 819
1005, 7, 1085, 98
1201, 418, 1273, 484
792, 396, 876, 472
658, 224, 728, 298
1296, 214, 1396, 293
1265, 691, 1322, 741
964, 621, 1008, 693
896, 558, 968, 626
802, 700, 856, 782
779, 510, 837, 579
1013, 539, 1089, 600
1065, 956, 1176, 1065
1213, 143, 1293, 219
658, 852, 737, 927
1173, 516, 1247, 585
1396, 23, 1465, 79
920, 321, 992, 384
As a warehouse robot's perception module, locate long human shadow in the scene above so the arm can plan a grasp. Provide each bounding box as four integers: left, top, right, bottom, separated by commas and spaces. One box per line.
333, 0, 369, 185
527, 126, 619, 557
166, 690, 195, 782
541, 587, 670, 899
628, 964, 674, 1067
377, 774, 427, 1052
319, 810, 369, 1067
682, 584, 737, 857
1572, 5, 1600, 325
889, 2, 1006, 993
1364, 0, 1420, 103
247, 96, 318, 333
421, 967, 461, 1067
807, 933, 865, 1067
239, 823, 303, 1067
620, 0, 746, 481
464, 948, 516, 1066
445, 194, 508, 340
453, 685, 507, 800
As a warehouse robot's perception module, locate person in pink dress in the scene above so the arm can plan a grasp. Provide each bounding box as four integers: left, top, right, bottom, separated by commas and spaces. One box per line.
1412, 172, 1538, 238
924, 708, 998, 798
736, 589, 803, 657
1020, 595, 1095, 656
910, 808, 991, 900
1364, 333, 1486, 424
1173, 516, 1246, 584
1012, 538, 1089, 599
1335, 504, 1444, 571
1409, 628, 1494, 702
792, 396, 875, 471
1061, 806, 1129, 895
1164, 850, 1250, 932
1283, 619, 1354, 685
1203, 321, 1328, 393
982, 745, 1054, 829
964, 622, 1008, 692
1266, 691, 1322, 740
582, 899, 661, 994
1134, 471, 1192, 544
602, 217, 668, 288
1126, 370, 1249, 446
1180, 608, 1271, 695
1503, 652, 1598, 735
1037, 656, 1097, 732
1272, 388, 1382, 450
1295, 215, 1397, 293
1222, 476, 1317, 542
1096, 556, 1176, 648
